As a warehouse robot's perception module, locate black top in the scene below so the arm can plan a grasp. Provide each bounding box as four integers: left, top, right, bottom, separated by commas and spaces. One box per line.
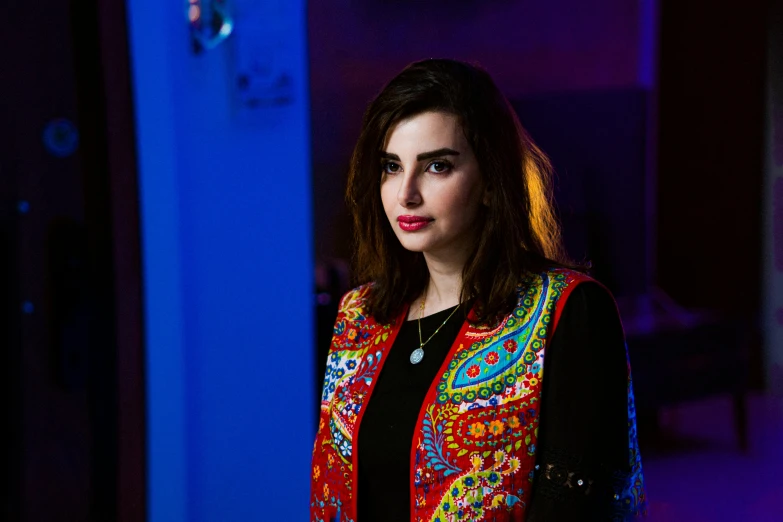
357, 282, 631, 521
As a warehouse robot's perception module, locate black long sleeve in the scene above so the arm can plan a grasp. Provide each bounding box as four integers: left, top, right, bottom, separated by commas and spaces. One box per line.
356, 283, 635, 521
526, 282, 632, 521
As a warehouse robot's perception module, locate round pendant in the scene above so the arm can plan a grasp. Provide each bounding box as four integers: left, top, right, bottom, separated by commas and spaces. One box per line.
410, 347, 424, 364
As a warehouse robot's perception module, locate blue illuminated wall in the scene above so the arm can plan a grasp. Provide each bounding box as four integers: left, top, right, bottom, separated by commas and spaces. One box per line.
126, 1, 313, 520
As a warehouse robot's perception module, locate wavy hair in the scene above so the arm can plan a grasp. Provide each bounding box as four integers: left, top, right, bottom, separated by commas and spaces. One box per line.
346, 58, 579, 324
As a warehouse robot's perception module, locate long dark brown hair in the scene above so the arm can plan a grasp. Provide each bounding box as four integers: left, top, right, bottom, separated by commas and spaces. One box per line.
346, 58, 579, 324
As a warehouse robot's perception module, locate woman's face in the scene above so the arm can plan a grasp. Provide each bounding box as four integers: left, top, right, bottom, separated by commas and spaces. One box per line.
380, 111, 488, 262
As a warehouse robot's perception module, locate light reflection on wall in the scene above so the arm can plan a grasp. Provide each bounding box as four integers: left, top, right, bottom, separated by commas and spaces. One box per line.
126, 0, 313, 520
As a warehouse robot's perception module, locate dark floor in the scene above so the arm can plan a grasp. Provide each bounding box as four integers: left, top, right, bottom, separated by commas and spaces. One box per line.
642, 392, 783, 521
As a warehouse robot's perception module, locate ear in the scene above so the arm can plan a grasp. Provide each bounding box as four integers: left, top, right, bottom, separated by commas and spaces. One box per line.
482, 185, 492, 206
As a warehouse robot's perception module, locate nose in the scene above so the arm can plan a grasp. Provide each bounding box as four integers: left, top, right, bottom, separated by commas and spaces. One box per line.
397, 171, 421, 207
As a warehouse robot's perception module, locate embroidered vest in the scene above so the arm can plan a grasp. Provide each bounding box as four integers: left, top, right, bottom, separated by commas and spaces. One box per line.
310, 269, 646, 521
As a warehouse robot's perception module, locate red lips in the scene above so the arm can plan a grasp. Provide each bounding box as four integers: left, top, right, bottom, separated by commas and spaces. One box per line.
397, 215, 433, 232
397, 215, 433, 223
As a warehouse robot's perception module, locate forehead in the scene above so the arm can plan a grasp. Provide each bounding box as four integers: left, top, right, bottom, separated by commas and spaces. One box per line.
383, 111, 467, 152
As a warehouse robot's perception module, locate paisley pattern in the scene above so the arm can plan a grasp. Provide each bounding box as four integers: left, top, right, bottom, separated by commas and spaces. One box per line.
310, 269, 647, 522
311, 286, 395, 522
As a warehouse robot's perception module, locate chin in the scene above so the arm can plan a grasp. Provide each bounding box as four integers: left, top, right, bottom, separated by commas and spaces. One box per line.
393, 234, 432, 252
397, 241, 428, 253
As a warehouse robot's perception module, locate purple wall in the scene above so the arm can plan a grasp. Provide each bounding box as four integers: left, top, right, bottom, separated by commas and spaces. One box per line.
308, 0, 648, 261
764, 0, 783, 394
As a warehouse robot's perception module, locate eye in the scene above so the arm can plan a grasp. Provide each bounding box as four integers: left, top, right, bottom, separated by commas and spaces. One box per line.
381, 161, 401, 175
427, 160, 453, 174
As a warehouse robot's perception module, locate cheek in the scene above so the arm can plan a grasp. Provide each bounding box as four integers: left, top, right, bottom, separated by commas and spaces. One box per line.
380, 181, 396, 216
445, 189, 484, 229
445, 185, 482, 214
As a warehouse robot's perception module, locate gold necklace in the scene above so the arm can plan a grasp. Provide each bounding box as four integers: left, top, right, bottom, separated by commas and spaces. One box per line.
410, 290, 462, 365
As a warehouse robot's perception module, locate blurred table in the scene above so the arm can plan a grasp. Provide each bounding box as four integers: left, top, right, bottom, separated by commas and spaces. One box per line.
617, 292, 750, 451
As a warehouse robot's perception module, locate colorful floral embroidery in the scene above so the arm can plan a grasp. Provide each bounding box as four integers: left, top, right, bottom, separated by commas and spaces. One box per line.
488, 420, 505, 436
310, 270, 647, 522
467, 422, 485, 438
484, 352, 499, 365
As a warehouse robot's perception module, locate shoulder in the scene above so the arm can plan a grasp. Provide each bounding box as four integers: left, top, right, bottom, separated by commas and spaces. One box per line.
518, 268, 619, 329
545, 272, 624, 341
337, 282, 374, 315
517, 267, 597, 300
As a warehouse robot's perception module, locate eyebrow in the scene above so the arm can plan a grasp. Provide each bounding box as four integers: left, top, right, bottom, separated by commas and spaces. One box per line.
380, 148, 461, 162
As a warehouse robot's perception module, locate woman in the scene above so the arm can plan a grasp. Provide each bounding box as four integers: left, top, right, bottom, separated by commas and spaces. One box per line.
311, 59, 646, 521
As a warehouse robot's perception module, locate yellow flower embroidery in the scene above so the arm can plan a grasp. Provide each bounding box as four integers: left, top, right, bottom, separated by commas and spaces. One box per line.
313, 465, 321, 480
488, 420, 505, 436
467, 422, 486, 438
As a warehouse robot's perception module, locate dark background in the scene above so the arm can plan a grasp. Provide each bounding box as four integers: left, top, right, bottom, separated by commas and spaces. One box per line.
1, 0, 780, 520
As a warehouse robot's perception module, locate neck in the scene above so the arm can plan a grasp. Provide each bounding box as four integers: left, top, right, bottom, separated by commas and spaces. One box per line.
419, 254, 466, 315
